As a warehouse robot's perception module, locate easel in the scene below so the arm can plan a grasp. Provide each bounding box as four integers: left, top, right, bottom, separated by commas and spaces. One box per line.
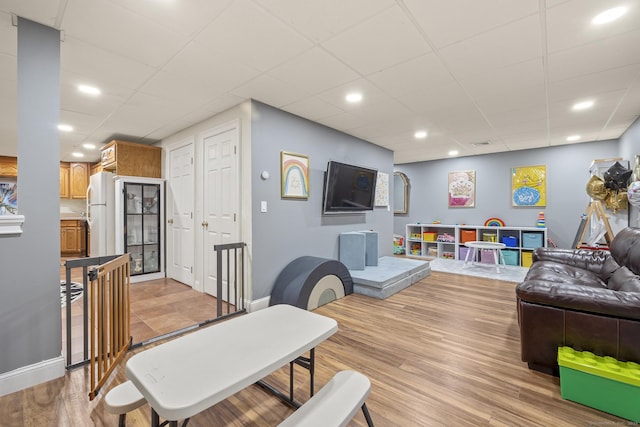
573, 200, 615, 248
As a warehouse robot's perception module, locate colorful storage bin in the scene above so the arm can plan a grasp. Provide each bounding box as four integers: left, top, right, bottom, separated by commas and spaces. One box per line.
459, 246, 471, 261
480, 249, 498, 264
482, 233, 497, 242
522, 232, 543, 248
521, 251, 533, 267
558, 346, 640, 422
460, 229, 476, 244
502, 249, 519, 266
501, 235, 518, 247
423, 232, 437, 242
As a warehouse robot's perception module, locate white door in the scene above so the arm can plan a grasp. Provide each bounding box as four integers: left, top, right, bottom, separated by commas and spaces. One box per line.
202, 124, 239, 299
166, 141, 195, 286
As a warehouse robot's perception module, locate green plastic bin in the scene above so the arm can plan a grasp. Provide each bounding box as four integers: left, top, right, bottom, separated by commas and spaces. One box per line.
558, 346, 640, 422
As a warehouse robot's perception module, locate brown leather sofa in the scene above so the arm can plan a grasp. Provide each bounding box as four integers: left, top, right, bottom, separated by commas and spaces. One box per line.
516, 227, 640, 375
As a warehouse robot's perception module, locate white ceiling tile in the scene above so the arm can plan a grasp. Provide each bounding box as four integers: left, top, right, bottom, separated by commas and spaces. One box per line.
548, 29, 640, 82
61, 0, 188, 67
548, 64, 640, 103
438, 14, 542, 80
194, 0, 312, 72
403, 0, 539, 48
281, 97, 345, 122
267, 47, 360, 96
321, 6, 431, 75
231, 74, 303, 108
367, 53, 455, 98
316, 111, 368, 132
108, 0, 232, 38
546, 0, 640, 53
254, 0, 395, 43
0, 12, 17, 56
2, 1, 60, 28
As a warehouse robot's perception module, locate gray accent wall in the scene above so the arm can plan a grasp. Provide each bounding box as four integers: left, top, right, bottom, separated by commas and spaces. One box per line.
250, 101, 394, 300
394, 140, 620, 249
0, 19, 61, 375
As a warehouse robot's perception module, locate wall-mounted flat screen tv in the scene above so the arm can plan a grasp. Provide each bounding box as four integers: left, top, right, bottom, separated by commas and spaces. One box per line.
322, 160, 378, 214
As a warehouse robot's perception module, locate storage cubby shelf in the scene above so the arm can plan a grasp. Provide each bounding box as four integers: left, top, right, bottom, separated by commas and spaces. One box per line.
405, 223, 547, 268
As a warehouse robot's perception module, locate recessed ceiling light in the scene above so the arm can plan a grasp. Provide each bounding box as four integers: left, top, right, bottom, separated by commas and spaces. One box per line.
448, 150, 459, 156
58, 124, 73, 132
414, 130, 428, 139
572, 100, 594, 111
592, 6, 628, 25
82, 143, 97, 150
78, 84, 101, 95
566, 135, 581, 141
345, 92, 363, 103
71, 152, 84, 158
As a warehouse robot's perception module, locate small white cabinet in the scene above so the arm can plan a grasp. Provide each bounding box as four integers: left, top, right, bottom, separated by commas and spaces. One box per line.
406, 223, 547, 267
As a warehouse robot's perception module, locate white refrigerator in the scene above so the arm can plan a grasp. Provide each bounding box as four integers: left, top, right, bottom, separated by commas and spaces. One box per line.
86, 171, 116, 257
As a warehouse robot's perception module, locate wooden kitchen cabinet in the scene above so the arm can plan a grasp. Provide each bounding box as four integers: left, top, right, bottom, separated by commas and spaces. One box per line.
69, 162, 89, 198
59, 162, 89, 199
100, 140, 162, 178
60, 163, 70, 198
60, 220, 86, 256
0, 156, 18, 177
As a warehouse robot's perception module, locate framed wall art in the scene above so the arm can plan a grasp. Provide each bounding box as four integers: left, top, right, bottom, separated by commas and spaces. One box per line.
0, 182, 17, 215
281, 151, 309, 199
448, 170, 475, 208
512, 165, 546, 207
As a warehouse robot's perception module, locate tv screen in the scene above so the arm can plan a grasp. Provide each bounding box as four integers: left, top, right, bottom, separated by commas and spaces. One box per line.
322, 161, 378, 213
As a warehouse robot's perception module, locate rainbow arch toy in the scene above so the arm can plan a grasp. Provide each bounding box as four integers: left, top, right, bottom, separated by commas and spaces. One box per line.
484, 217, 505, 227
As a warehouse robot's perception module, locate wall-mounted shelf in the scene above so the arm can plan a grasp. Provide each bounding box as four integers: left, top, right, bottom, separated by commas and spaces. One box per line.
0, 215, 25, 235
406, 223, 547, 267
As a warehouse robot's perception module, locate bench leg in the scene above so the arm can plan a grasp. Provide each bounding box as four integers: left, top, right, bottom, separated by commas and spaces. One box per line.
118, 414, 126, 427
362, 403, 375, 427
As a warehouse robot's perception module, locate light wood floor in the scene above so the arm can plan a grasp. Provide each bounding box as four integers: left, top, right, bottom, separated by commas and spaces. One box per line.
7, 271, 626, 426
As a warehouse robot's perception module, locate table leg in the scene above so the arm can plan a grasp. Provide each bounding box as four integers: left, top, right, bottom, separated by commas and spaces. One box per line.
492, 249, 500, 273
152, 409, 159, 427
463, 247, 472, 268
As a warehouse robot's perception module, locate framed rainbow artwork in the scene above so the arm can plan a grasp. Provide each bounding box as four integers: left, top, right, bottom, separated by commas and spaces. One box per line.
281, 151, 309, 199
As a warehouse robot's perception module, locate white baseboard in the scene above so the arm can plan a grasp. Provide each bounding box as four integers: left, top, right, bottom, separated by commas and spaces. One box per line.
246, 296, 270, 312
0, 355, 65, 397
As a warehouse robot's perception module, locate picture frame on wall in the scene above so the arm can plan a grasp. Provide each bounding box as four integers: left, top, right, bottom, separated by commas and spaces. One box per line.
281, 151, 309, 199
0, 181, 17, 215
512, 165, 546, 207
448, 170, 475, 208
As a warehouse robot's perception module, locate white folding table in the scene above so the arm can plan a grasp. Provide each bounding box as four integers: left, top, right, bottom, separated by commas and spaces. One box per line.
125, 304, 338, 426
463, 241, 507, 273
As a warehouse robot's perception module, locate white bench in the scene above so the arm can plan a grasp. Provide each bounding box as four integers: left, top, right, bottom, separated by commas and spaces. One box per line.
278, 370, 374, 427
104, 380, 146, 427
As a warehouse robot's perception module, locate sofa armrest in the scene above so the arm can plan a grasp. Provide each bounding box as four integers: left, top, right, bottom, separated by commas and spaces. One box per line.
516, 279, 640, 321
532, 247, 619, 281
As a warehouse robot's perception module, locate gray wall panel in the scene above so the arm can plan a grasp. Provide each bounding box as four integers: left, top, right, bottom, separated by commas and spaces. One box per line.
250, 102, 394, 300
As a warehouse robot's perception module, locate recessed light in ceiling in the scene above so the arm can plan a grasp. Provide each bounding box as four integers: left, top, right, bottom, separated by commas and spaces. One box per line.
592, 6, 628, 25
58, 124, 73, 132
345, 92, 363, 103
566, 135, 581, 141
71, 152, 84, 158
448, 150, 459, 156
572, 100, 594, 111
78, 84, 101, 95
414, 130, 428, 139
82, 143, 97, 149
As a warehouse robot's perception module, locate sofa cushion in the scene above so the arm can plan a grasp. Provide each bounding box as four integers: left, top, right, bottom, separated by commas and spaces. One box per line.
610, 227, 640, 275
608, 266, 640, 292
523, 260, 607, 289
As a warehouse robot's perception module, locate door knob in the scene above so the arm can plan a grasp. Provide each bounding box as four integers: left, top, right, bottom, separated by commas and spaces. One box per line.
168, 219, 174, 224
202, 220, 209, 227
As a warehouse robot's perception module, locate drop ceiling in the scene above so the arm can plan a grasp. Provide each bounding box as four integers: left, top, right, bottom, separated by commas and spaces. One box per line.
0, 0, 639, 164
